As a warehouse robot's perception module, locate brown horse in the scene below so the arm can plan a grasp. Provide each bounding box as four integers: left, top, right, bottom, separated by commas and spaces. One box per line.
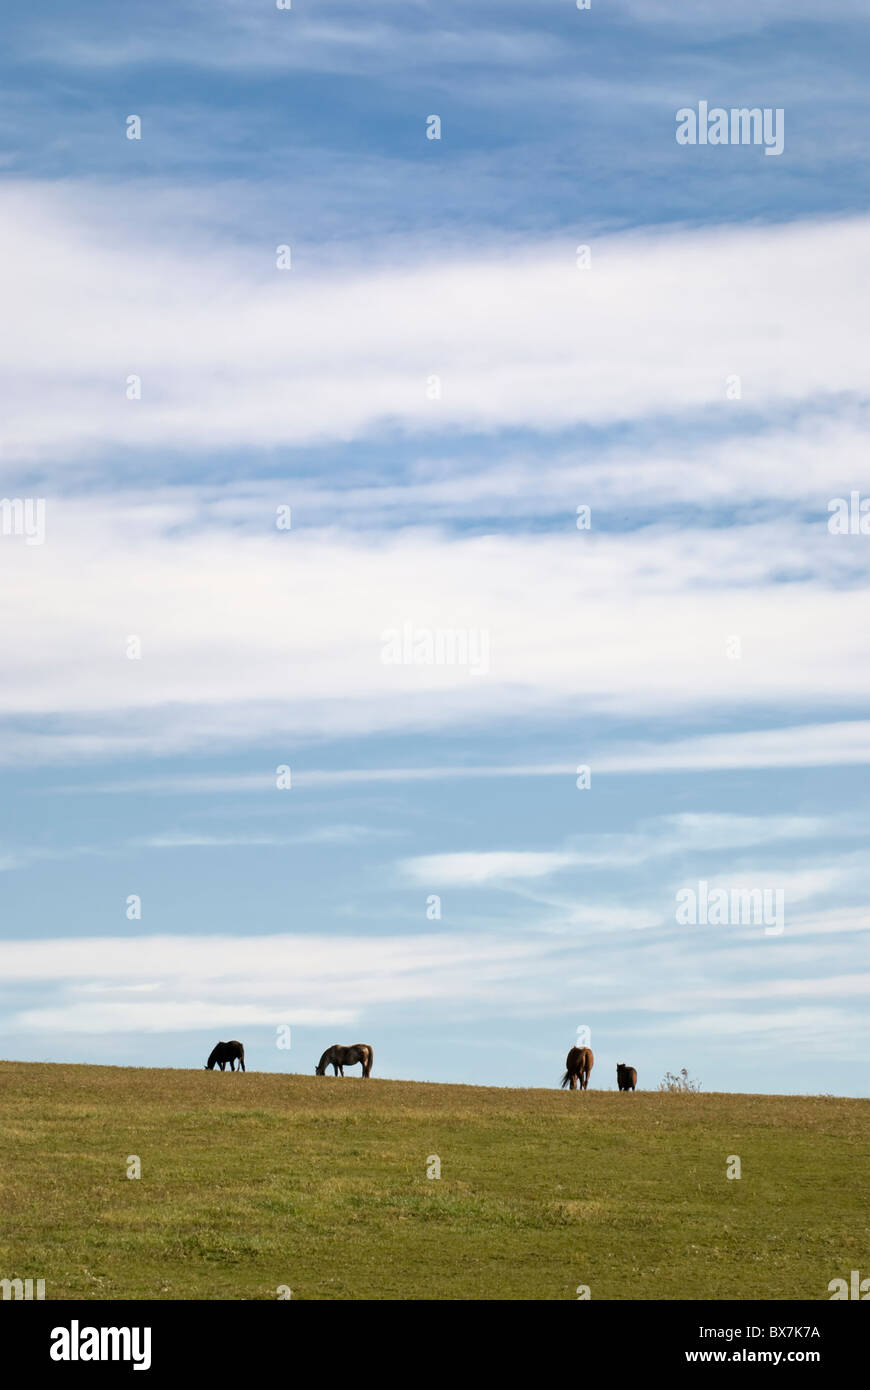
616, 1063, 637, 1091
315, 1043, 373, 1077
561, 1046, 593, 1090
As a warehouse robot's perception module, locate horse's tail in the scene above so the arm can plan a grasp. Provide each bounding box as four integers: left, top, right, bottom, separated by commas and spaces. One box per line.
366, 1045, 373, 1077
560, 1070, 572, 1089
238, 1043, 245, 1072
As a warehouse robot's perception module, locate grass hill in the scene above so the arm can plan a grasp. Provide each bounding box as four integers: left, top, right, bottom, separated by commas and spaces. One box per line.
0, 1061, 866, 1300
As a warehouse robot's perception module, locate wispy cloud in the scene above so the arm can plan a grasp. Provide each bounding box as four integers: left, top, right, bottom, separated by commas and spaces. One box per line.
398, 815, 846, 887
47, 719, 870, 791
0, 932, 551, 1033
3, 192, 870, 465
4, 501, 870, 764
400, 851, 584, 886
136, 824, 393, 849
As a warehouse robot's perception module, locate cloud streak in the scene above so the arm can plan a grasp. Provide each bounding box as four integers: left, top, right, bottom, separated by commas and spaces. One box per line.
4, 193, 870, 465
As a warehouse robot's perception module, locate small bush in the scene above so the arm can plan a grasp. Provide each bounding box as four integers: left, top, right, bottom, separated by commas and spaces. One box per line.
659, 1068, 702, 1094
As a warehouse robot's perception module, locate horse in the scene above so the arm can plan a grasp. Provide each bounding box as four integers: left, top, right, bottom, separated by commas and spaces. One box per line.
315, 1043, 373, 1078
561, 1046, 593, 1091
616, 1063, 637, 1091
205, 1040, 245, 1072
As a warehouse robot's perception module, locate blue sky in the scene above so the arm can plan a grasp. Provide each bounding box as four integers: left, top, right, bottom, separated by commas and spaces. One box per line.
1, 0, 868, 1093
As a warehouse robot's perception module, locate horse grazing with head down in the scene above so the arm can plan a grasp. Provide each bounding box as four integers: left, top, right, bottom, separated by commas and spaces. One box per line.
616, 1063, 637, 1091
205, 1040, 245, 1072
315, 1043, 373, 1077
561, 1046, 593, 1091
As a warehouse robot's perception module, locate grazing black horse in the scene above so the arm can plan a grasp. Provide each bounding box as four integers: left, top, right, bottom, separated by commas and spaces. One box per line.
205, 1040, 245, 1072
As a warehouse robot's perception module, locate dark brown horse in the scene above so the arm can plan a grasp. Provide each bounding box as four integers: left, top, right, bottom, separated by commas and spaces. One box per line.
315, 1043, 373, 1077
561, 1046, 593, 1090
205, 1040, 245, 1071
617, 1063, 637, 1091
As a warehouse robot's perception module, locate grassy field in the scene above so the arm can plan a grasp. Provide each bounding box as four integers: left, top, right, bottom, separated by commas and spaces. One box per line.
0, 1061, 866, 1300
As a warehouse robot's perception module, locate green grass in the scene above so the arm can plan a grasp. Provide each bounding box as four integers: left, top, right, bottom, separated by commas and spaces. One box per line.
0, 1061, 866, 1300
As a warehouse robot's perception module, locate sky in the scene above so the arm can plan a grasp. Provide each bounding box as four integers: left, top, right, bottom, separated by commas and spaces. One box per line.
1, 0, 868, 1094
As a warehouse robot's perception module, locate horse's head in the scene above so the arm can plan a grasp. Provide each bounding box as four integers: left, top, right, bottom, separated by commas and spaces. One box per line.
314, 1063, 325, 1075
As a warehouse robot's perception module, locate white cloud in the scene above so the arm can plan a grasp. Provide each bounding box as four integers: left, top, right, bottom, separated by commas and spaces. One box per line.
3, 191, 870, 462
662, 974, 870, 1004
664, 1007, 864, 1042
400, 851, 584, 885
788, 906, 870, 936
192, 416, 870, 527
685, 866, 846, 905
56, 728, 870, 792
0, 932, 554, 1033
400, 815, 834, 887
4, 926, 864, 1052
15, 1002, 354, 1033
600, 722, 870, 774
3, 494, 870, 762
0, 193, 867, 764
136, 824, 391, 849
